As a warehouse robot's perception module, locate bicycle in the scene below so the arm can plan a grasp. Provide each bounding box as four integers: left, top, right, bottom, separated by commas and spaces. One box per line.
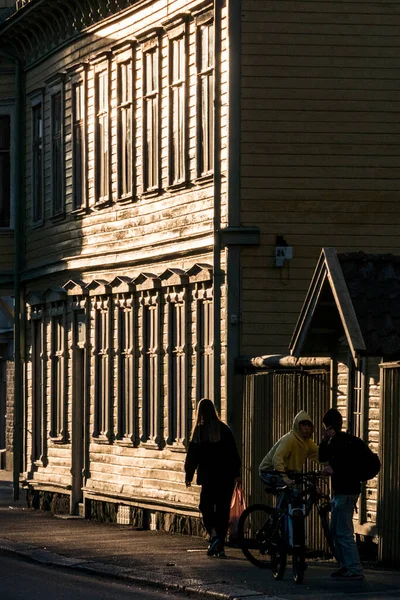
237, 471, 334, 584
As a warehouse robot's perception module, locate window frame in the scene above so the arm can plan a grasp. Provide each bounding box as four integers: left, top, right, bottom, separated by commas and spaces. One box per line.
138, 30, 162, 195
49, 304, 67, 441
92, 295, 112, 440
195, 11, 214, 179
165, 289, 187, 447
165, 18, 188, 188
0, 106, 13, 229
69, 64, 88, 214
93, 54, 112, 207
30, 91, 45, 226
114, 43, 135, 203
47, 78, 65, 219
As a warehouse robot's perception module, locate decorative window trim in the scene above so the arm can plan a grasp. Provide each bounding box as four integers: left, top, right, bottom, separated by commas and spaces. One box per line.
163, 285, 188, 449
0, 106, 14, 230
138, 30, 162, 195
92, 53, 112, 207
193, 283, 214, 402
114, 43, 135, 203
47, 76, 65, 219
48, 302, 68, 442
165, 16, 188, 188
28, 301, 48, 468
114, 293, 135, 444
195, 13, 214, 179
138, 290, 161, 447
30, 90, 45, 227
67, 64, 89, 215
91, 294, 113, 442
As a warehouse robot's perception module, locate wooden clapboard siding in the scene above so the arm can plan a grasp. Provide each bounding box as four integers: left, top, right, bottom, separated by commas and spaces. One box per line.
240, 0, 400, 356
23, 0, 225, 279
0, 232, 14, 272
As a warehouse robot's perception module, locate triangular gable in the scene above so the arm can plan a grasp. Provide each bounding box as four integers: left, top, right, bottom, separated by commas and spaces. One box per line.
63, 279, 89, 295
290, 248, 366, 364
110, 276, 135, 294
159, 268, 188, 287
133, 272, 160, 291
186, 263, 213, 283
86, 279, 111, 296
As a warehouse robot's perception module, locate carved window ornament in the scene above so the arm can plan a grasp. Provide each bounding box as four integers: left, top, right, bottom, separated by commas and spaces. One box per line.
110, 276, 136, 444
137, 29, 162, 195
26, 291, 47, 468
30, 89, 45, 226
135, 272, 161, 447
88, 280, 112, 441
160, 269, 188, 449
66, 64, 89, 214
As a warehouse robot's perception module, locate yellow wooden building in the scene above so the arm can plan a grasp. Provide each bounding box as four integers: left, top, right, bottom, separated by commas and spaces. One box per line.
0, 0, 399, 561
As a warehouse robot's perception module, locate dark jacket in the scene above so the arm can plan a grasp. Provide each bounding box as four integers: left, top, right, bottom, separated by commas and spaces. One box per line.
319, 431, 361, 495
185, 421, 241, 486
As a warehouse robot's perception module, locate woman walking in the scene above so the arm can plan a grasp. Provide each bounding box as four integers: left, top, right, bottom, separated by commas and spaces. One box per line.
185, 398, 241, 557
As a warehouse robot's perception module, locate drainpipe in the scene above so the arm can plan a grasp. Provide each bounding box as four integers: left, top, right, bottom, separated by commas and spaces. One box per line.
213, 0, 222, 413
0, 48, 25, 500
225, 0, 241, 431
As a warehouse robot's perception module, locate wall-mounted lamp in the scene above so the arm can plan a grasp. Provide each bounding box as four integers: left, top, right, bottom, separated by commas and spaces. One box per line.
275, 235, 293, 267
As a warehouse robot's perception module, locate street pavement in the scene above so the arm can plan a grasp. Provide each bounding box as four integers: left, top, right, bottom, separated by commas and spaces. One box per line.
0, 470, 399, 600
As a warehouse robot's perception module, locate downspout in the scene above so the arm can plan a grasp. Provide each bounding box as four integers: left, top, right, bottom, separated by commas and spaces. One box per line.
225, 0, 241, 429
0, 48, 26, 500
213, 0, 222, 412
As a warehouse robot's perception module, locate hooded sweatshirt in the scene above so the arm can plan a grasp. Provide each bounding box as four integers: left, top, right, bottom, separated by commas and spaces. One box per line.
259, 410, 319, 475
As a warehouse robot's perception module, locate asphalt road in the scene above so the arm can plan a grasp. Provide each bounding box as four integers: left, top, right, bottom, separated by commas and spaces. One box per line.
0, 553, 186, 600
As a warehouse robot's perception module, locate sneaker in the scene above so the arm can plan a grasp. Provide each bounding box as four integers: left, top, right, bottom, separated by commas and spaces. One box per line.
340, 571, 364, 581
331, 567, 348, 578
214, 550, 226, 558
207, 537, 220, 556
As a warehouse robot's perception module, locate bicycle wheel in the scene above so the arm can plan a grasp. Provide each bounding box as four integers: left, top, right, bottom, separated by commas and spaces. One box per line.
291, 515, 306, 584
237, 504, 278, 568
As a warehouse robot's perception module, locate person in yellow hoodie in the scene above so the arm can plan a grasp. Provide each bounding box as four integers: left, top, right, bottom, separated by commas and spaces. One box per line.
259, 410, 319, 487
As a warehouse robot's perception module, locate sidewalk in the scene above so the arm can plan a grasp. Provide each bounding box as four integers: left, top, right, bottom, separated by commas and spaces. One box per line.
1, 472, 399, 600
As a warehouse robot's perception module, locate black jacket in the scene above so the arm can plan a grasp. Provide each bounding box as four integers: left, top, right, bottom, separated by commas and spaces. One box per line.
319, 431, 361, 495
185, 422, 241, 486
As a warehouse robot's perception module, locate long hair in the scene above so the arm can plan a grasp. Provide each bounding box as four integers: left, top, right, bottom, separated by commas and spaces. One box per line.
190, 398, 222, 443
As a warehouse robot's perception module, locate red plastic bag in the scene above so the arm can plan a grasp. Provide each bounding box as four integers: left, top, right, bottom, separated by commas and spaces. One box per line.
228, 483, 246, 540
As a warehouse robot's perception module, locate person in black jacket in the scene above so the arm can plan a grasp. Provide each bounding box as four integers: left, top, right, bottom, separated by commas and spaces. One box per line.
319, 408, 364, 581
185, 398, 241, 557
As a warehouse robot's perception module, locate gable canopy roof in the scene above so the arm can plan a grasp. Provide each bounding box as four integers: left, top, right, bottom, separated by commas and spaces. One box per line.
290, 248, 400, 362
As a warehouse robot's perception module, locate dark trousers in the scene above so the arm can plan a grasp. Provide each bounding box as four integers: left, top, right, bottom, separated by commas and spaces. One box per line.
199, 478, 235, 542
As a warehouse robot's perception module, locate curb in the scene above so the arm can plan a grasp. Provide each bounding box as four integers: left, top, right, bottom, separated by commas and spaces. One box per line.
0, 539, 287, 600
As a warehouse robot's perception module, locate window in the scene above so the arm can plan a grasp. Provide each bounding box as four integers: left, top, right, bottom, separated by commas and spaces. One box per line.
94, 306, 110, 437
169, 34, 186, 185
197, 18, 214, 176
167, 299, 186, 444
197, 292, 213, 400
32, 97, 43, 223
50, 314, 65, 438
143, 42, 159, 191
116, 303, 134, 439
141, 294, 159, 443
0, 115, 10, 228
51, 90, 64, 216
117, 60, 133, 199
95, 65, 110, 203
348, 357, 366, 439
31, 307, 45, 464
72, 78, 86, 211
